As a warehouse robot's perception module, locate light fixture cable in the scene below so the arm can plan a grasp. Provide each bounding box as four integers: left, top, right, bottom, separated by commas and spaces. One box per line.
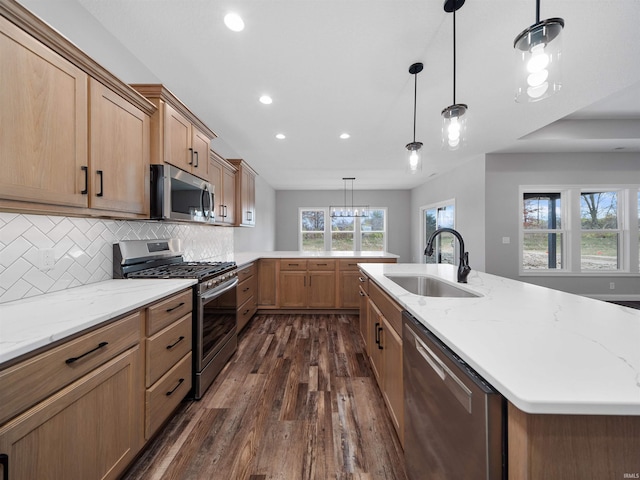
405, 62, 424, 174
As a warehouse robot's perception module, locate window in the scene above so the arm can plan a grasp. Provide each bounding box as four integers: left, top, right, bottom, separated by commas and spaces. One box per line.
520, 186, 637, 274
299, 208, 387, 252
421, 201, 455, 264
580, 191, 619, 271
300, 209, 325, 251
522, 192, 564, 270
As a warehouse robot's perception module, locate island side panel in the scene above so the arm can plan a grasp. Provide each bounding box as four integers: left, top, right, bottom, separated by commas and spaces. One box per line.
508, 402, 640, 479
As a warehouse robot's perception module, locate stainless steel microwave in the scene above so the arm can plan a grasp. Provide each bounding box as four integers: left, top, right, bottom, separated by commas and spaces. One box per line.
150, 164, 215, 224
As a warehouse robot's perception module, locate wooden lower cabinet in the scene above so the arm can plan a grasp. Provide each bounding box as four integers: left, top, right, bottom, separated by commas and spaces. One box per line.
237, 262, 258, 331
0, 346, 143, 480
365, 282, 404, 447
279, 271, 307, 307
257, 259, 278, 307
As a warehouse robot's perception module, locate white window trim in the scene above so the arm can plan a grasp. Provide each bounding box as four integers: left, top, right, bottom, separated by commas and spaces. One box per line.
298, 207, 388, 253
419, 198, 456, 264
519, 185, 639, 276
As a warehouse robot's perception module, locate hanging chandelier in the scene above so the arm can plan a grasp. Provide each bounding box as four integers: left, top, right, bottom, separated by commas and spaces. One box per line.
406, 62, 424, 174
441, 0, 467, 151
330, 177, 369, 218
513, 0, 565, 102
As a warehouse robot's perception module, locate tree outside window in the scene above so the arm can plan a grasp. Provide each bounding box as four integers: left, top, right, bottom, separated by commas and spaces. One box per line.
301, 209, 325, 251
580, 191, 619, 271
361, 209, 386, 252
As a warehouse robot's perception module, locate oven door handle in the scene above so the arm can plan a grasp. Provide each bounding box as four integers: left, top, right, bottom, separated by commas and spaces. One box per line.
200, 278, 238, 301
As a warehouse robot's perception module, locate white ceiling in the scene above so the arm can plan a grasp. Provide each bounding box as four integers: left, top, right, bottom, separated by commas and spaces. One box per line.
18, 0, 640, 190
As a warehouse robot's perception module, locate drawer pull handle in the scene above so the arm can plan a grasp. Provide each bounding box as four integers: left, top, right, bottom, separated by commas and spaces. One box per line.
166, 378, 185, 396
358, 277, 365, 282
359, 291, 365, 297
166, 336, 185, 350
243, 287, 250, 292
166, 302, 185, 313
288, 263, 298, 266
243, 309, 250, 315
65, 342, 108, 364
317, 263, 327, 266
0, 453, 8, 480
96, 170, 104, 197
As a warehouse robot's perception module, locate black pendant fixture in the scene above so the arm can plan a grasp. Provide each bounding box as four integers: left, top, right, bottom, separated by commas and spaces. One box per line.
513, 0, 565, 102
406, 62, 424, 174
441, 0, 467, 151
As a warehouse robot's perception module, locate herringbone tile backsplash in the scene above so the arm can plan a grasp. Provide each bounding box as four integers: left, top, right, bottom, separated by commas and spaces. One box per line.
0, 212, 234, 303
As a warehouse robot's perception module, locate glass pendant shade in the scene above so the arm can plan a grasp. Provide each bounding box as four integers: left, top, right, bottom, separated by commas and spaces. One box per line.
514, 18, 564, 102
441, 104, 467, 150
406, 141, 423, 174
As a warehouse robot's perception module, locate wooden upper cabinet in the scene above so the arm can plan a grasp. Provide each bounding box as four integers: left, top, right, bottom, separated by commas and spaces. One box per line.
130, 84, 216, 182
0, 15, 88, 209
228, 159, 257, 227
0, 4, 156, 218
209, 150, 237, 225
89, 79, 150, 215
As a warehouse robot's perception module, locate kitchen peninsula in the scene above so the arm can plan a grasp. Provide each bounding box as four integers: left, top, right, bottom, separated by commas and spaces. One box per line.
361, 262, 640, 479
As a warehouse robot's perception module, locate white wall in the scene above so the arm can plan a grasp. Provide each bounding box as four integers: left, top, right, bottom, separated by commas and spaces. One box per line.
274, 189, 411, 261
485, 152, 640, 298
410, 156, 486, 271
234, 175, 277, 252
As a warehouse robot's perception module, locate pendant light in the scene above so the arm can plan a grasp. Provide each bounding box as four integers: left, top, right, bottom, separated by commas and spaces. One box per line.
441, 0, 467, 151
330, 178, 369, 218
513, 0, 564, 102
406, 62, 423, 174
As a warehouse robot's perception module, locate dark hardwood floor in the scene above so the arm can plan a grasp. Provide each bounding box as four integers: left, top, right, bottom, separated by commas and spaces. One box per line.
123, 314, 407, 480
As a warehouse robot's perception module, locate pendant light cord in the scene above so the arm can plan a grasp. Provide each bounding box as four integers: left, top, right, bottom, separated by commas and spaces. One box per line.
452, 6, 457, 105
412, 70, 417, 142
536, 0, 540, 23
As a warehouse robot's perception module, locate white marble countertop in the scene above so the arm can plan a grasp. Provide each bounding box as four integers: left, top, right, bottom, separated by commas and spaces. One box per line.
0, 279, 196, 366
233, 251, 399, 267
360, 263, 640, 416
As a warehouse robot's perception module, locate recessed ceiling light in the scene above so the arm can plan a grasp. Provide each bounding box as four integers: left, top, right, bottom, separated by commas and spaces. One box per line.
340, 133, 350, 139
224, 13, 244, 32
259, 95, 273, 105
275, 133, 286, 139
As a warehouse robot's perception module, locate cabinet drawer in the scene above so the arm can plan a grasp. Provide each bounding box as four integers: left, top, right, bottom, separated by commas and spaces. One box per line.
0, 312, 141, 425
308, 259, 335, 271
145, 313, 192, 387
147, 289, 192, 336
237, 296, 257, 332
146, 352, 192, 439
369, 282, 403, 335
358, 270, 370, 294
237, 262, 256, 282
237, 274, 257, 306
280, 259, 308, 271
339, 259, 361, 271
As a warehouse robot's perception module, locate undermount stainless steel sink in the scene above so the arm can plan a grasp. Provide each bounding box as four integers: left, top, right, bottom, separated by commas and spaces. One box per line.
384, 275, 480, 298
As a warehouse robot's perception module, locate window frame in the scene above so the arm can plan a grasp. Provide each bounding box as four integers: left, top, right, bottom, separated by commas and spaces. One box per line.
519, 185, 639, 276
298, 207, 388, 253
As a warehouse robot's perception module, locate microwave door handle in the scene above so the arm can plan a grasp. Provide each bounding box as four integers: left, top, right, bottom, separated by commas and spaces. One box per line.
201, 186, 213, 221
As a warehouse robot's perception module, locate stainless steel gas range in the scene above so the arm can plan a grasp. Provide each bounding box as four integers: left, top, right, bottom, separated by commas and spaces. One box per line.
113, 239, 237, 399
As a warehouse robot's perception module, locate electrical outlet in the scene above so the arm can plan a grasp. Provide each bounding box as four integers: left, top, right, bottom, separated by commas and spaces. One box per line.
502, 237, 511, 244
39, 249, 55, 270
609, 282, 615, 290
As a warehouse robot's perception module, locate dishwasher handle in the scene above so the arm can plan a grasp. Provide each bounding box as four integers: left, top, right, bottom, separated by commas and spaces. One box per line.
407, 325, 473, 414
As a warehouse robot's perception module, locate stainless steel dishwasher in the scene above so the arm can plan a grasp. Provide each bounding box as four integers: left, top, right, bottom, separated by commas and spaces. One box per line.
403, 311, 506, 480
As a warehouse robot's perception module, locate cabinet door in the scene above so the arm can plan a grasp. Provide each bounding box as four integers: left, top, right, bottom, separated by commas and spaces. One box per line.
0, 346, 143, 480
367, 299, 384, 384
239, 168, 255, 226
208, 153, 224, 218
308, 271, 336, 308
190, 126, 210, 181
382, 317, 404, 446
89, 79, 149, 215
258, 259, 278, 306
359, 285, 369, 350
0, 16, 88, 208
222, 164, 236, 224
339, 270, 361, 308
164, 102, 192, 171
279, 271, 307, 307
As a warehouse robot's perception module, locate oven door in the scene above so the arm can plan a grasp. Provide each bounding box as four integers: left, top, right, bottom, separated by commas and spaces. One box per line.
196, 278, 238, 374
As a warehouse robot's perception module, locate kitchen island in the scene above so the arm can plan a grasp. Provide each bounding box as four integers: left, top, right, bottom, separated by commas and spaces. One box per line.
361, 262, 640, 479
